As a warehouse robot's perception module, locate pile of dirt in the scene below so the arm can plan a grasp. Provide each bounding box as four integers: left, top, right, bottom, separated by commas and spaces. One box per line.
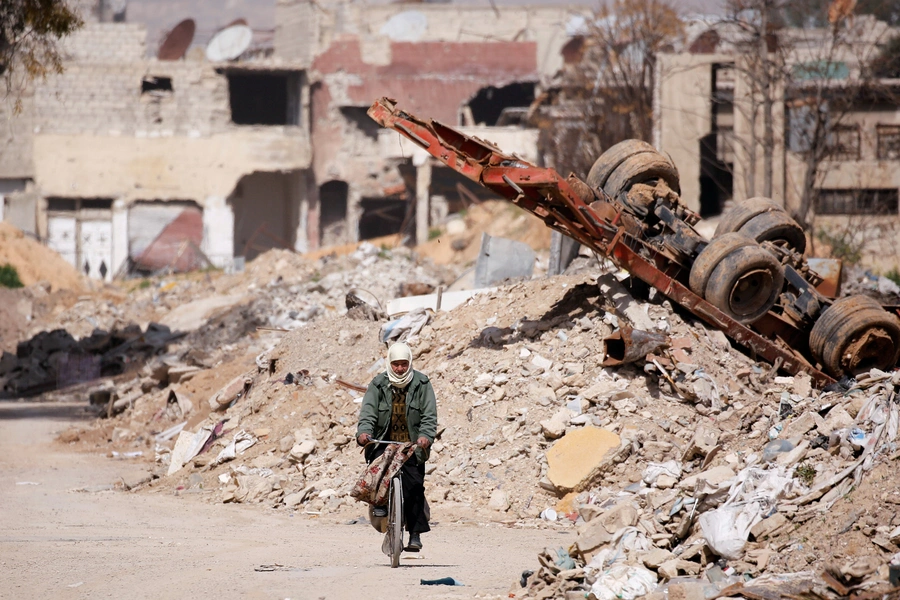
0, 222, 86, 292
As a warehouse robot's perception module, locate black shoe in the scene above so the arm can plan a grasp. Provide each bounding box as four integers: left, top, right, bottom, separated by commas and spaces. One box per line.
407, 532, 422, 551
372, 506, 387, 517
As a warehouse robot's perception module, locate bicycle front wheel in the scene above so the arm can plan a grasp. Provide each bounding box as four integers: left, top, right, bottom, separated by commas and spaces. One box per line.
389, 477, 403, 568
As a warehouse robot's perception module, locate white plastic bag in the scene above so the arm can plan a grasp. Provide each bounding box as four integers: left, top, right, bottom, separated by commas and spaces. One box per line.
698, 502, 763, 559
589, 564, 657, 600
642, 460, 682, 485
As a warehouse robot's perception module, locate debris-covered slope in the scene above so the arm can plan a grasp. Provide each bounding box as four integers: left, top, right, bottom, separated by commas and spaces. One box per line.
45, 243, 900, 599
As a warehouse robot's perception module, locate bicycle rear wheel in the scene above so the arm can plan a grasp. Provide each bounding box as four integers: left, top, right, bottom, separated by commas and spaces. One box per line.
389, 477, 403, 568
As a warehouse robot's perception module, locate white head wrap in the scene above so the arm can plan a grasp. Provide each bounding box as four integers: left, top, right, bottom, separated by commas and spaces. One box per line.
386, 342, 414, 388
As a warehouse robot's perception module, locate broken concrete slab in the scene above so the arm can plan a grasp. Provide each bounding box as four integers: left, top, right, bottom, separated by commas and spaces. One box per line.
749, 512, 789, 541
597, 274, 655, 330
385, 288, 496, 316
473, 233, 535, 288
681, 424, 720, 461
167, 426, 213, 475
159, 294, 246, 332
546, 426, 621, 493
208, 374, 252, 411
488, 489, 510, 511
677, 465, 735, 491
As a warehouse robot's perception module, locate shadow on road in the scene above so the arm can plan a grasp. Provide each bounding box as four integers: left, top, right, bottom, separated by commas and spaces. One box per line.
0, 401, 96, 422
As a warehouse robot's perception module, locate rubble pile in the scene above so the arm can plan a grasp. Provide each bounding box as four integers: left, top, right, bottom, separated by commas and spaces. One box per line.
514, 370, 900, 599
37, 242, 900, 597
38, 243, 455, 342
839, 264, 900, 305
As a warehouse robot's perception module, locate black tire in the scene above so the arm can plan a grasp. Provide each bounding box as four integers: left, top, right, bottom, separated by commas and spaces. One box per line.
715, 197, 781, 235
715, 197, 806, 253
689, 233, 757, 298
603, 151, 681, 199
809, 295, 900, 377
586, 140, 656, 190
808, 295, 877, 360
389, 477, 403, 568
739, 211, 807, 254
703, 244, 784, 323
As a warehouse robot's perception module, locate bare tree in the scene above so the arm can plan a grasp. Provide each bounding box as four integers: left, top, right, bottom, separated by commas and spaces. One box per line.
785, 12, 894, 231
718, 0, 790, 201
718, 0, 895, 236
530, 0, 684, 178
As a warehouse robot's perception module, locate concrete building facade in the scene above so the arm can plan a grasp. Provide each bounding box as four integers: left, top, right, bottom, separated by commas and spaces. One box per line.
277, 0, 584, 249
1, 19, 313, 280
654, 18, 900, 268
1, 0, 586, 280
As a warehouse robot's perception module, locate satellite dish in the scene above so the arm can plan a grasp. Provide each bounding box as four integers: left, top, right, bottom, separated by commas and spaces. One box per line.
206, 24, 253, 62
158, 18, 196, 61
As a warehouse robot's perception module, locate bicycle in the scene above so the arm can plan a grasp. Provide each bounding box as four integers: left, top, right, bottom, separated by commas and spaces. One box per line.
365, 439, 414, 568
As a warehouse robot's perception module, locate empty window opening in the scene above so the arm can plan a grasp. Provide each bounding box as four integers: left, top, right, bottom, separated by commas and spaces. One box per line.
817, 189, 899, 215
47, 197, 112, 211
464, 82, 536, 127
230, 171, 299, 262
699, 133, 733, 217
826, 124, 861, 161
319, 180, 349, 247
699, 72, 734, 218
227, 72, 301, 126
358, 198, 410, 241
877, 125, 900, 160
141, 76, 173, 93
47, 197, 77, 211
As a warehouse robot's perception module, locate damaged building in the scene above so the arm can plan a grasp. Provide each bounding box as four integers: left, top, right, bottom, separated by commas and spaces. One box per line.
279, 0, 586, 247
0, 0, 588, 279
1, 15, 313, 280
654, 16, 900, 269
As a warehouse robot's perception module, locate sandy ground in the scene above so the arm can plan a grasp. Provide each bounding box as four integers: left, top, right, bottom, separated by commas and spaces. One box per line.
0, 400, 575, 600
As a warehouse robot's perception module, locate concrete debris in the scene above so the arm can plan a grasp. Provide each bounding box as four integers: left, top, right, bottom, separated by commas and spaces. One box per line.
546, 427, 621, 493
14, 242, 896, 598
208, 375, 253, 412
167, 426, 214, 476
473, 233, 536, 288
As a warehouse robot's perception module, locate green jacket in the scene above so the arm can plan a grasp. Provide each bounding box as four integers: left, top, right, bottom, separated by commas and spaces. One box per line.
356, 370, 437, 464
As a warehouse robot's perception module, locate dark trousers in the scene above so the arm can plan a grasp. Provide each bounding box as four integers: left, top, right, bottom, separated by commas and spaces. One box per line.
400, 459, 430, 534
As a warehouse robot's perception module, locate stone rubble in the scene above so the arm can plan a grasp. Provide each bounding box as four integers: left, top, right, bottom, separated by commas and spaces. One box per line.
16, 240, 899, 599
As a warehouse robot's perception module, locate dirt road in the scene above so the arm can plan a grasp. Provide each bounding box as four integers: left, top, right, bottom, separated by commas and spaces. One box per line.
0, 402, 574, 600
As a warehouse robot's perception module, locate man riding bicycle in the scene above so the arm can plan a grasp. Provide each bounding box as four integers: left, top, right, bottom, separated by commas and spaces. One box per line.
356, 342, 437, 551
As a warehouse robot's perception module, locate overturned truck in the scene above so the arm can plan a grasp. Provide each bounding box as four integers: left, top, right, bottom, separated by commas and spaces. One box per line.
368, 97, 900, 387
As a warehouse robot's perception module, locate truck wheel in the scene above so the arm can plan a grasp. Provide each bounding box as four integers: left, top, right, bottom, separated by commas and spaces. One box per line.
689, 233, 757, 298
715, 197, 806, 254
690, 233, 783, 323
703, 244, 784, 323
603, 151, 681, 201
586, 140, 656, 190
808, 295, 900, 376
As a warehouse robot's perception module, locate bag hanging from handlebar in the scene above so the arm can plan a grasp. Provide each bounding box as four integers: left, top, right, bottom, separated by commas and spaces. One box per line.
349, 442, 417, 506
